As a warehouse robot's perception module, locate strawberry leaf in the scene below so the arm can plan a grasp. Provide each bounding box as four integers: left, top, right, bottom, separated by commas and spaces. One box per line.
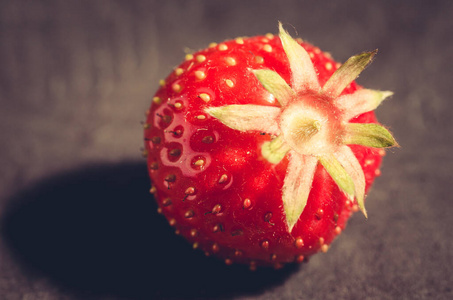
319, 154, 355, 197
322, 50, 377, 98
336, 89, 393, 120
278, 22, 320, 92
205, 104, 281, 135
253, 69, 295, 107
261, 136, 291, 164
344, 123, 397, 148
282, 152, 318, 231
334, 146, 367, 217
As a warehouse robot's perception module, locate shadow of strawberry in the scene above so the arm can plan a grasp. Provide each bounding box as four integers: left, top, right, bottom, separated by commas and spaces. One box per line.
1, 161, 298, 299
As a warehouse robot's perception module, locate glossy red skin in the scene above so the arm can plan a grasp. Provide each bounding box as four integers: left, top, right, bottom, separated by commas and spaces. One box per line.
144, 35, 383, 266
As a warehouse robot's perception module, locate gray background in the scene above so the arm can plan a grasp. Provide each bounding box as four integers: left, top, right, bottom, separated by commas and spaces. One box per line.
0, 0, 452, 299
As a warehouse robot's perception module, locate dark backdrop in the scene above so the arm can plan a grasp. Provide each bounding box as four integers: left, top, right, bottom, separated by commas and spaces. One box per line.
1, 1, 452, 299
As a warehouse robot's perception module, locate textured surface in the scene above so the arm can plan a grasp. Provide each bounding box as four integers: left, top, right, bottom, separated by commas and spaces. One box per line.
0, 0, 452, 299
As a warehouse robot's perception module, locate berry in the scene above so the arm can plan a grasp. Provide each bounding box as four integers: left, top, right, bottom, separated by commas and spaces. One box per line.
144, 23, 397, 268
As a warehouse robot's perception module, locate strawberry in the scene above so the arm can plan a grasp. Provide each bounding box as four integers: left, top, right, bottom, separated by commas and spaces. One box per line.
143, 23, 397, 269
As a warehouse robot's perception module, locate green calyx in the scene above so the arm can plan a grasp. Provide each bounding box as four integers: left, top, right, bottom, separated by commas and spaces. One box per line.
204, 22, 398, 231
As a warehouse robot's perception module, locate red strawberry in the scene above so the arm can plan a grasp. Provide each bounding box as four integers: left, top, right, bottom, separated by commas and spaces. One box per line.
143, 23, 397, 269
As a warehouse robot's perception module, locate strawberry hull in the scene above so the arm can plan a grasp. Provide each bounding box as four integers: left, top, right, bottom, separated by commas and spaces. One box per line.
144, 28, 392, 268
